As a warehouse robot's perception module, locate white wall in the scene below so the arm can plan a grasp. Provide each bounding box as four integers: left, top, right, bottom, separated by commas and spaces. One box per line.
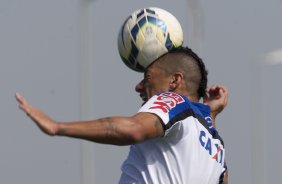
1, 0, 281, 183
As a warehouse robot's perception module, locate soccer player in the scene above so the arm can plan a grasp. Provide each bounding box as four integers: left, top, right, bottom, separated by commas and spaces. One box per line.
16, 46, 228, 183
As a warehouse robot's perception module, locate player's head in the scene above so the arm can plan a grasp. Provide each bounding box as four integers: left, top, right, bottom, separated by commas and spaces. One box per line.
135, 46, 208, 103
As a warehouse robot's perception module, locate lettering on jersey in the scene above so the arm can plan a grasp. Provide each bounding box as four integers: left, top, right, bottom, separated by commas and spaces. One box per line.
199, 130, 224, 165
149, 93, 185, 113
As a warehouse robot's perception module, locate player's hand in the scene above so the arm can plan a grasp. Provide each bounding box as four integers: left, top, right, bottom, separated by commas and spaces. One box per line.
203, 85, 228, 119
15, 92, 59, 136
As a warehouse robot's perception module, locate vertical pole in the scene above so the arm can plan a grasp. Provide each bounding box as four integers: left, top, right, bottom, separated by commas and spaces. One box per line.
250, 59, 265, 184
78, 1, 96, 184
252, 49, 282, 183
186, 0, 204, 54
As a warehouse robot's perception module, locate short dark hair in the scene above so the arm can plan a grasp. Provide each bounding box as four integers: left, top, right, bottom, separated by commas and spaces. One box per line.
168, 46, 208, 99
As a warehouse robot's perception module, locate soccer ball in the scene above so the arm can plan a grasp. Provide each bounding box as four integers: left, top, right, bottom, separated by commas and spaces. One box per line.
118, 7, 184, 72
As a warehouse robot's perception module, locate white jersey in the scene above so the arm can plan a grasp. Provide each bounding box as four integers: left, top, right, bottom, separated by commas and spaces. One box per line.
119, 92, 226, 184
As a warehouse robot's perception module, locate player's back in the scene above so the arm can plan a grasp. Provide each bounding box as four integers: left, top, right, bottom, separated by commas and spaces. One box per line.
119, 92, 226, 184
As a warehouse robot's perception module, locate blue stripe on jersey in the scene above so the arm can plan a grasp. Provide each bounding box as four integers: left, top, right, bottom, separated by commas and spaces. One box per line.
191, 102, 216, 135
165, 94, 205, 122
167, 108, 224, 146
161, 93, 218, 140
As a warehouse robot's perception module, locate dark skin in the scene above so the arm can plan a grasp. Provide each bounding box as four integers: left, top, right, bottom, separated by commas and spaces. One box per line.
15, 66, 227, 144
15, 53, 228, 182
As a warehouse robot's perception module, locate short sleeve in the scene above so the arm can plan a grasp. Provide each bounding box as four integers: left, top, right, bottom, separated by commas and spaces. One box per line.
138, 92, 188, 130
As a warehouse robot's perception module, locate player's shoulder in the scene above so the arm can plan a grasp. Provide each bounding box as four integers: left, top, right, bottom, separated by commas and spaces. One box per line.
144, 92, 189, 110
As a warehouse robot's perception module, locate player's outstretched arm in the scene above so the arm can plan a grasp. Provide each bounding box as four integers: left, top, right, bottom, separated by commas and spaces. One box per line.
203, 85, 228, 127
15, 93, 164, 145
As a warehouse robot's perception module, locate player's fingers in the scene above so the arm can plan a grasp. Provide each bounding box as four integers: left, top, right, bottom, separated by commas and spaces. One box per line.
15, 92, 29, 106
218, 88, 228, 106
206, 85, 216, 92
219, 86, 228, 97
212, 85, 227, 96
207, 85, 221, 95
218, 85, 228, 92
15, 92, 23, 104
15, 92, 32, 114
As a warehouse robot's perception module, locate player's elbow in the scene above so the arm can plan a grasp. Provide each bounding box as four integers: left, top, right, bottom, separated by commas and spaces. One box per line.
108, 122, 147, 145
117, 127, 146, 145
112, 131, 145, 146
114, 115, 162, 145
129, 129, 147, 143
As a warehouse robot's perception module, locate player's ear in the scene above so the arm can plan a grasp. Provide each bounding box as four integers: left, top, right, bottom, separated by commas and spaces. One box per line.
169, 72, 184, 91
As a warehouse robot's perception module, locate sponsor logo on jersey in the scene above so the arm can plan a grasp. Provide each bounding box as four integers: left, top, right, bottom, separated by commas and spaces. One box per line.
199, 130, 224, 166
149, 92, 185, 113
205, 116, 213, 129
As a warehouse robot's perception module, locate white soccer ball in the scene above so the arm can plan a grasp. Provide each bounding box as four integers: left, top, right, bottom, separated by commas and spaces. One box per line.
118, 7, 184, 72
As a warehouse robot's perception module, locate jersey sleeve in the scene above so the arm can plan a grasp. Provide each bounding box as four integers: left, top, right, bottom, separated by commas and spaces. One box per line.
138, 92, 188, 132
